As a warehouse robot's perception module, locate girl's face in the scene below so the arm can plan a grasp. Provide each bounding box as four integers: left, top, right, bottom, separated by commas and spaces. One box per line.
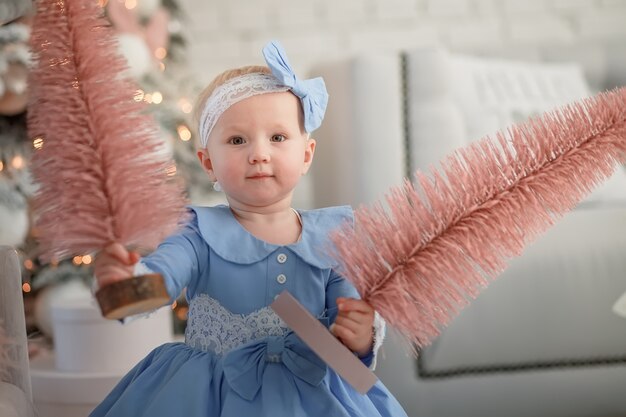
198, 91, 315, 210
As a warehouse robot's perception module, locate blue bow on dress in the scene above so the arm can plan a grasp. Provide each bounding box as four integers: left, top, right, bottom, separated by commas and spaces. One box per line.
262, 41, 329, 133
222, 332, 327, 401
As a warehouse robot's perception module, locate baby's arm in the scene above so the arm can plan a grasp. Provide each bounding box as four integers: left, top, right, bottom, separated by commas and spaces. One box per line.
94, 212, 207, 303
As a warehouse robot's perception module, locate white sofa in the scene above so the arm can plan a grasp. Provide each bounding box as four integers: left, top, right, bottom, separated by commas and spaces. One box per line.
312, 44, 626, 416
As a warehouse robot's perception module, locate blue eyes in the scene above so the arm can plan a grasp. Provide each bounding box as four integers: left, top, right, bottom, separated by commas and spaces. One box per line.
228, 135, 286, 144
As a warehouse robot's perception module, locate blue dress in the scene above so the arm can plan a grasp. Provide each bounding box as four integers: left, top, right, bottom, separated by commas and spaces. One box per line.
90, 205, 408, 417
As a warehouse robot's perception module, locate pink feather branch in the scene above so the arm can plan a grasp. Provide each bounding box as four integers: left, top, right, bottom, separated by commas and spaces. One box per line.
27, 0, 187, 262
330, 87, 626, 351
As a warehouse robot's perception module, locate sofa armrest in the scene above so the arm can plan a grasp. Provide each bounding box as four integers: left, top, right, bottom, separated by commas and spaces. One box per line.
0, 247, 31, 399
0, 382, 35, 417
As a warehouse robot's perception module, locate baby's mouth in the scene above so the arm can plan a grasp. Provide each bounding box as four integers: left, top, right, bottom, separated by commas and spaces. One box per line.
247, 173, 273, 179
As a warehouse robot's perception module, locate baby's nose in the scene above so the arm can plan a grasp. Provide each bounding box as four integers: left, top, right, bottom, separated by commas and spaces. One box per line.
249, 142, 270, 163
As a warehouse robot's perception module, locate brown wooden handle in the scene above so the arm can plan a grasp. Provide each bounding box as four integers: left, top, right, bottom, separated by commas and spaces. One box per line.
95, 274, 170, 320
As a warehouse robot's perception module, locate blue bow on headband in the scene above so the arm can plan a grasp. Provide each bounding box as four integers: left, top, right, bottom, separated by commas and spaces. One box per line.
262, 41, 329, 133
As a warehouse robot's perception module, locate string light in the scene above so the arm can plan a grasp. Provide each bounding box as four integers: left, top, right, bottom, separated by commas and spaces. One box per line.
82, 254, 93, 265
177, 125, 191, 141
178, 98, 192, 114
152, 91, 163, 104
154, 47, 167, 60
124, 0, 136, 9
33, 137, 44, 150
72, 255, 83, 265
166, 165, 177, 176
134, 89, 145, 102
144, 93, 153, 104
176, 306, 189, 321
24, 259, 34, 270
11, 155, 24, 169
22, 283, 31, 293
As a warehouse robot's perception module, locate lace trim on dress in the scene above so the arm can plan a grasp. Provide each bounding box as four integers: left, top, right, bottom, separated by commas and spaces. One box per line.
185, 293, 289, 356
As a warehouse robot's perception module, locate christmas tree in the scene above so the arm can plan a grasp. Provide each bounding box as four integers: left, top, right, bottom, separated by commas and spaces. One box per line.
0, 0, 203, 338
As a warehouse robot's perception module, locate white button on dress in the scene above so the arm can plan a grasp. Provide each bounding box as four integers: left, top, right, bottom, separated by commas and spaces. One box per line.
276, 274, 287, 284
277, 253, 287, 264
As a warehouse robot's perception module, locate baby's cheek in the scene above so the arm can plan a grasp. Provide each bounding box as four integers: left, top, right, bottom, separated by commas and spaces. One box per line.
215, 162, 241, 186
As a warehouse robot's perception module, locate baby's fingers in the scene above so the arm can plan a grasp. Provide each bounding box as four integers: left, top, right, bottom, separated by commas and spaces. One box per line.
330, 322, 357, 342
103, 242, 136, 265
336, 297, 374, 315
95, 265, 134, 287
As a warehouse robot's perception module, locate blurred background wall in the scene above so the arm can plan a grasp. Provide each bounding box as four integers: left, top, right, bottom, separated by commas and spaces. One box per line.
178, 0, 626, 85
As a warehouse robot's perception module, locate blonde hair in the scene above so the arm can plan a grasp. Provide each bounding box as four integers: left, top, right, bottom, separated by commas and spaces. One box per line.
193, 66, 271, 148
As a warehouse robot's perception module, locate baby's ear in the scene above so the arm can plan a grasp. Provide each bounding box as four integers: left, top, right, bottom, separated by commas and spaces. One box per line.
197, 149, 215, 179
302, 137, 316, 173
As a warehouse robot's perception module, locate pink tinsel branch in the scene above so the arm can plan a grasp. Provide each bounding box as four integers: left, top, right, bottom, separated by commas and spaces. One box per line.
27, 0, 187, 261
330, 87, 626, 351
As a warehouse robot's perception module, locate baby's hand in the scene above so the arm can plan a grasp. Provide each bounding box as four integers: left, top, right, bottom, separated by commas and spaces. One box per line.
93, 243, 140, 289
330, 297, 374, 357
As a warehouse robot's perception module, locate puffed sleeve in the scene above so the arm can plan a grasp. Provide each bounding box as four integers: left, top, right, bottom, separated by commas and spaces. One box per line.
138, 210, 209, 303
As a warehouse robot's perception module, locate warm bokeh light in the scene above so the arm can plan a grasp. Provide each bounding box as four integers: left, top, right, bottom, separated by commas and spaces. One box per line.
82, 254, 93, 265
177, 125, 191, 141
176, 306, 189, 321
155, 47, 167, 60
133, 89, 145, 102
152, 91, 163, 104
166, 165, 177, 176
144, 93, 153, 104
179, 98, 193, 114
22, 283, 31, 293
24, 259, 34, 270
124, 0, 136, 9
33, 137, 44, 150
11, 155, 24, 169
159, 62, 166, 72
0, 161, 4, 172
73, 255, 83, 265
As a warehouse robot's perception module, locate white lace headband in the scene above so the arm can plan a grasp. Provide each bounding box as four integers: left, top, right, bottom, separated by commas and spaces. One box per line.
198, 73, 290, 148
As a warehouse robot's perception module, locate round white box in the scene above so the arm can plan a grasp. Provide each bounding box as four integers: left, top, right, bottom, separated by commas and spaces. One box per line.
51, 297, 173, 373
